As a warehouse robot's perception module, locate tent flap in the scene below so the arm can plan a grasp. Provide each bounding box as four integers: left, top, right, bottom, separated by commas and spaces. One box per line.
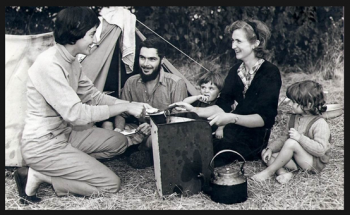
5, 32, 55, 167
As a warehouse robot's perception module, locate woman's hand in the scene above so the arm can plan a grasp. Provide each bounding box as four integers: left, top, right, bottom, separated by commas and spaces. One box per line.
289, 128, 301, 141
208, 113, 235, 126
126, 103, 146, 119
172, 102, 194, 112
261, 148, 272, 164
132, 101, 153, 110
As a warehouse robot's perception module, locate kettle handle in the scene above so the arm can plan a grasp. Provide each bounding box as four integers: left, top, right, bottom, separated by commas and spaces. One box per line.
209, 149, 246, 175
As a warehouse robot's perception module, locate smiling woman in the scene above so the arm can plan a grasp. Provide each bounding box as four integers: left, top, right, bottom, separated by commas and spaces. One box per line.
174, 19, 282, 165
13, 6, 149, 205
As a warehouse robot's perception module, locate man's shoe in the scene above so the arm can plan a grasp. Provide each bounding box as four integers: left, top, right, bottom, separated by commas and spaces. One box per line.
14, 167, 41, 205
127, 150, 153, 169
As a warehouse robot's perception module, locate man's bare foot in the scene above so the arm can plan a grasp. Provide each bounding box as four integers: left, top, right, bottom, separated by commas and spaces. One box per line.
250, 169, 274, 182
25, 168, 50, 196
276, 172, 293, 184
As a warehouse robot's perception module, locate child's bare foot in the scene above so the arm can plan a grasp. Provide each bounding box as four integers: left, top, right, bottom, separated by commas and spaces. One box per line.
276, 172, 293, 184
250, 169, 274, 182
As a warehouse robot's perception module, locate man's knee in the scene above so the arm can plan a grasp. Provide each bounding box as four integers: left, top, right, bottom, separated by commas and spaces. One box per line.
104, 132, 128, 156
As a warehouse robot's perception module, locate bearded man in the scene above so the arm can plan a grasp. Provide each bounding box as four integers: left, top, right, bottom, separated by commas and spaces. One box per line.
108, 35, 188, 169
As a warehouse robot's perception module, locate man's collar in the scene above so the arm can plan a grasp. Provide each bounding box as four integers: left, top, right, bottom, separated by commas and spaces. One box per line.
158, 67, 166, 85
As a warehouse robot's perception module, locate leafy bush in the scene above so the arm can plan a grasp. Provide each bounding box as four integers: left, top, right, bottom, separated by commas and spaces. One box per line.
5, 6, 344, 77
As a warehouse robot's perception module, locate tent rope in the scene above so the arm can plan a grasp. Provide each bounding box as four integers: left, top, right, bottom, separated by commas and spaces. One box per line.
136, 19, 210, 72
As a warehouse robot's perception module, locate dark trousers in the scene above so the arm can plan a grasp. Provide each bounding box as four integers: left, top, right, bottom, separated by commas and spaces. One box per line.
212, 123, 269, 167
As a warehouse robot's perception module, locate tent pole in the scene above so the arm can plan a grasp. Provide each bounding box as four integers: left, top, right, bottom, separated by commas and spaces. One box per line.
118, 44, 122, 98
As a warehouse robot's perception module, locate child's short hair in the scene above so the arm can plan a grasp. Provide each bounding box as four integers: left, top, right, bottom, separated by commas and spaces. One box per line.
197, 70, 225, 91
54, 7, 100, 45
286, 80, 327, 115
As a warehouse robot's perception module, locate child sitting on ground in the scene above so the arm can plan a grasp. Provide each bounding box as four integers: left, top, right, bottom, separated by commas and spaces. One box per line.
179, 70, 226, 139
251, 80, 331, 184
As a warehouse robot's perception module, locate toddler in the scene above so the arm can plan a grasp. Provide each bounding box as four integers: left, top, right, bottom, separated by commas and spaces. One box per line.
251, 80, 331, 184
181, 70, 226, 139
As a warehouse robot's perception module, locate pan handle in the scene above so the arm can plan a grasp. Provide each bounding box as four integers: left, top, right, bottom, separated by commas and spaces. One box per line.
209, 149, 246, 175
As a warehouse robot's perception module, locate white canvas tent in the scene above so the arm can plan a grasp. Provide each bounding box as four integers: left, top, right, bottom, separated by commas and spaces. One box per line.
5, 7, 198, 167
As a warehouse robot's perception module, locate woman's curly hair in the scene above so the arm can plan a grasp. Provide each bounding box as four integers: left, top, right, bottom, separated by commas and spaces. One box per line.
286, 80, 327, 115
225, 19, 271, 59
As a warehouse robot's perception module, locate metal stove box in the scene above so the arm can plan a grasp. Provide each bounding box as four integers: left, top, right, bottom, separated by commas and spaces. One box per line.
149, 112, 213, 197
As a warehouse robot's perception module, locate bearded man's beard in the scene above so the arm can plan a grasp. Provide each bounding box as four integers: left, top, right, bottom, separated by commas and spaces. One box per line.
140, 63, 161, 82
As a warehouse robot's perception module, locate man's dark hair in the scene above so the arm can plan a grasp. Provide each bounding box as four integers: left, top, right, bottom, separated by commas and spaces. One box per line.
138, 35, 167, 60
54, 7, 100, 45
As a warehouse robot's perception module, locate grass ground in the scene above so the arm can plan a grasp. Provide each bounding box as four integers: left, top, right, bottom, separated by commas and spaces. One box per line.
5, 67, 344, 210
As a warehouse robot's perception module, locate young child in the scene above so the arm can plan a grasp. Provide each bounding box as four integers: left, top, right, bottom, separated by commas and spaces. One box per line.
251, 80, 331, 184
181, 70, 226, 139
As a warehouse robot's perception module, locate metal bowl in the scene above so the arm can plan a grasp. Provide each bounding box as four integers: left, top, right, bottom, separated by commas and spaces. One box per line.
322, 104, 343, 119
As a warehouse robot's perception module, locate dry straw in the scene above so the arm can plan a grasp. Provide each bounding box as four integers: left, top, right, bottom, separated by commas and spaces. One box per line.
5, 67, 343, 210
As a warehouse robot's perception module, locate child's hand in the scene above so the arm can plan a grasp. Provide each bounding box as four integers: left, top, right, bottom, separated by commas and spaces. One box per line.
289, 128, 301, 141
215, 129, 224, 139
261, 148, 272, 164
198, 95, 209, 103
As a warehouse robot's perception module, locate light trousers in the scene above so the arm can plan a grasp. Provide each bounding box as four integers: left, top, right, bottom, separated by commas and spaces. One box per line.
21, 126, 128, 197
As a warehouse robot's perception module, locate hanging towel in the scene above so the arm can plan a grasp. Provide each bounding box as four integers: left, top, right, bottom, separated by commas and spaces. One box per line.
100, 6, 136, 74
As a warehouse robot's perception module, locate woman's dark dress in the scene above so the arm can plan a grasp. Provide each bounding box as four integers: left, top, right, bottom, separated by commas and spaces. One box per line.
213, 60, 282, 165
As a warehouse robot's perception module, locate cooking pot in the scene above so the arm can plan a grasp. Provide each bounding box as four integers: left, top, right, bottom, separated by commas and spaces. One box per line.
207, 149, 248, 204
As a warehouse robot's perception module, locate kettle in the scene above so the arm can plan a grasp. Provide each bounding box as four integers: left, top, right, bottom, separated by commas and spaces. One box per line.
206, 149, 248, 204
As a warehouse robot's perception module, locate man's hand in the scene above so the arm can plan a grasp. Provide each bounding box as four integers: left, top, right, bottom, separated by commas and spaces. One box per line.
136, 123, 151, 136
289, 128, 301, 141
114, 128, 123, 132
208, 112, 235, 126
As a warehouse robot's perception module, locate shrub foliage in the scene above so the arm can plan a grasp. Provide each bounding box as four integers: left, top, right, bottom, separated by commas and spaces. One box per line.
5, 6, 343, 73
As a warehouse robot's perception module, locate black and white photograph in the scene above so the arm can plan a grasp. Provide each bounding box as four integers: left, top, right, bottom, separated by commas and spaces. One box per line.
5, 5, 344, 210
